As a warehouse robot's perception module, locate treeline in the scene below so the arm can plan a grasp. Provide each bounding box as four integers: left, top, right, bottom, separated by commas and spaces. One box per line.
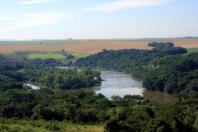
0, 55, 24, 91
0, 55, 101, 91
74, 42, 198, 94
74, 42, 187, 79
105, 100, 198, 132
74, 42, 198, 95
0, 89, 143, 123
143, 53, 198, 94
0, 89, 198, 131
38, 69, 101, 89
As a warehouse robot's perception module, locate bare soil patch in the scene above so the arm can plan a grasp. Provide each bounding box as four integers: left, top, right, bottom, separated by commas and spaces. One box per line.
0, 39, 198, 54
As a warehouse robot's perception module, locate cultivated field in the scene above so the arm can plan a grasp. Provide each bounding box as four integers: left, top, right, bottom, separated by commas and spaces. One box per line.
0, 38, 198, 54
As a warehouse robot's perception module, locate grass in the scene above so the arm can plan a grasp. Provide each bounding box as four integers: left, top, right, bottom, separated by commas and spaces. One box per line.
28, 53, 66, 60
1, 51, 89, 60
0, 118, 104, 132
70, 52, 90, 59
0, 52, 16, 56
187, 48, 198, 53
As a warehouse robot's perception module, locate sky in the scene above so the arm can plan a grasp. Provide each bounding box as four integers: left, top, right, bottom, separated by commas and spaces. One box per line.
0, 0, 198, 40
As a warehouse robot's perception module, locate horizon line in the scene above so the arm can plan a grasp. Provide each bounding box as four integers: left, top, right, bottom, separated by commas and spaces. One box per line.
0, 36, 198, 41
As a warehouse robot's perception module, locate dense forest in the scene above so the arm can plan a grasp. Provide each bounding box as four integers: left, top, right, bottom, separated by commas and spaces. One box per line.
0, 55, 24, 91
74, 42, 187, 76
143, 53, 198, 94
1, 89, 198, 131
38, 69, 101, 89
0, 55, 101, 91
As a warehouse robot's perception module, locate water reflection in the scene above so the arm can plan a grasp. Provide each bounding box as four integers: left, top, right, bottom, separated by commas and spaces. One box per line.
57, 68, 176, 102
94, 71, 144, 99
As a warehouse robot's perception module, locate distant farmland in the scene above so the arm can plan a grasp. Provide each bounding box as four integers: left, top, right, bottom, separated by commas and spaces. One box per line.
187, 48, 198, 53
28, 53, 66, 60
0, 38, 198, 54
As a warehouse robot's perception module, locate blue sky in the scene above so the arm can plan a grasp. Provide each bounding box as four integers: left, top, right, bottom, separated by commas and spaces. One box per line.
0, 0, 198, 40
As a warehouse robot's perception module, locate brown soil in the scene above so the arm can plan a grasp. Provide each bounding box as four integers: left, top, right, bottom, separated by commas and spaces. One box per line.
0, 39, 198, 54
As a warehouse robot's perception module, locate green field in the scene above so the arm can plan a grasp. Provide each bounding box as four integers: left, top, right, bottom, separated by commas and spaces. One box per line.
0, 118, 104, 132
70, 52, 90, 59
1, 51, 89, 60
28, 53, 66, 60
187, 48, 198, 53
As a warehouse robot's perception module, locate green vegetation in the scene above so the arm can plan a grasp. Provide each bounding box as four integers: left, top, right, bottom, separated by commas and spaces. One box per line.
28, 53, 66, 60
0, 55, 101, 91
1, 51, 88, 64
75, 42, 187, 79
70, 52, 90, 59
187, 48, 198, 53
1, 42, 198, 131
76, 43, 198, 95
0, 118, 104, 132
38, 69, 101, 89
0, 56, 24, 91
143, 53, 198, 94
0, 88, 144, 125
75, 43, 198, 95
0, 89, 198, 132
0, 52, 16, 56
105, 100, 198, 132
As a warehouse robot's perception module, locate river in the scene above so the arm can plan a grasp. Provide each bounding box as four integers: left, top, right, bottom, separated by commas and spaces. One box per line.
94, 71, 144, 99
25, 69, 175, 102
94, 71, 176, 102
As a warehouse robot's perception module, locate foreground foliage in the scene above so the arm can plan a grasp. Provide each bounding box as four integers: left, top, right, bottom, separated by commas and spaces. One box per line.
0, 89, 198, 132
0, 118, 104, 132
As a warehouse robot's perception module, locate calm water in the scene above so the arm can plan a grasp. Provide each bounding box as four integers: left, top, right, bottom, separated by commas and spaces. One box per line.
24, 69, 175, 102
94, 71, 144, 99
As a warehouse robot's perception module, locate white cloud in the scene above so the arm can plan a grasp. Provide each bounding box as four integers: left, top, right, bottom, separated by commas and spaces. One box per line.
0, 12, 64, 32
20, 0, 54, 5
85, 0, 170, 12
0, 16, 19, 22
